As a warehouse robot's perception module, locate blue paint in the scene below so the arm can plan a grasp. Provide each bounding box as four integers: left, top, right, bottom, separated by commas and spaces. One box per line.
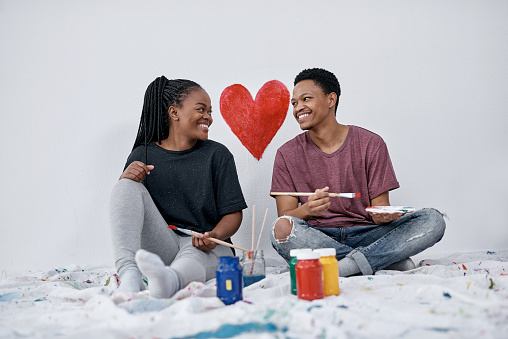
307, 305, 323, 312
367, 277, 373, 280
486, 251, 496, 254
216, 256, 242, 305
337, 305, 348, 309
0, 291, 22, 302
175, 322, 281, 339
429, 327, 453, 332
443, 292, 451, 298
243, 275, 264, 287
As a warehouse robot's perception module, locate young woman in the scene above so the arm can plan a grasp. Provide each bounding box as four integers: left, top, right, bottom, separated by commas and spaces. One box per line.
110, 76, 247, 297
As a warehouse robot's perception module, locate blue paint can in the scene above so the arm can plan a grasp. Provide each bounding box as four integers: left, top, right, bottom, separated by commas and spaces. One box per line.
216, 256, 243, 305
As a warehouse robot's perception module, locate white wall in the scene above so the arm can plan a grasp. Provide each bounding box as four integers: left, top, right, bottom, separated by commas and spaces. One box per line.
1, 0, 507, 270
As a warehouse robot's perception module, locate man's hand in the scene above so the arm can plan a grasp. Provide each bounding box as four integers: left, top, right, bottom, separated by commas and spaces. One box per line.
305, 187, 331, 217
192, 231, 217, 252
368, 211, 405, 225
119, 161, 154, 182
369, 191, 406, 225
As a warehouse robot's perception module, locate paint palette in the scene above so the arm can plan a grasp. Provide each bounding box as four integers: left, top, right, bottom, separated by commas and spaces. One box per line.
365, 206, 415, 214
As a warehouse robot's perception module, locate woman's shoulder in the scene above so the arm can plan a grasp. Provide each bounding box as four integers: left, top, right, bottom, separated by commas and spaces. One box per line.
201, 139, 233, 155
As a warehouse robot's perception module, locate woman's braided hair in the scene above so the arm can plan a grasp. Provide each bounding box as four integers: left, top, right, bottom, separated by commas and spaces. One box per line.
132, 76, 202, 164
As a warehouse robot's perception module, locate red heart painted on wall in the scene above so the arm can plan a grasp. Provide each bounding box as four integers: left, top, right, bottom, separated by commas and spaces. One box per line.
220, 80, 290, 160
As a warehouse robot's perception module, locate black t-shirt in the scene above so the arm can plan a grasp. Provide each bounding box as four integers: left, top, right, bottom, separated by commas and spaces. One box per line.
125, 140, 247, 234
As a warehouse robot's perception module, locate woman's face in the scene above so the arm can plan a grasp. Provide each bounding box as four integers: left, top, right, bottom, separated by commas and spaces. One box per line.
172, 87, 213, 141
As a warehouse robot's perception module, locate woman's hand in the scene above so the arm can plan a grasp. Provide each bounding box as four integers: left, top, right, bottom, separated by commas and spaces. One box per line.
119, 161, 154, 182
192, 231, 217, 252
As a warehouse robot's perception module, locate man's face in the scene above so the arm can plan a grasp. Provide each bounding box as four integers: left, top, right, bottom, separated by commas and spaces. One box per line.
291, 80, 333, 130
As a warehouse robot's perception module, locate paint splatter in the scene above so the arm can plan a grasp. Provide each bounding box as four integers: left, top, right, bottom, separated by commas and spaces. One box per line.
443, 292, 451, 298
307, 305, 323, 312
175, 322, 282, 339
0, 292, 22, 302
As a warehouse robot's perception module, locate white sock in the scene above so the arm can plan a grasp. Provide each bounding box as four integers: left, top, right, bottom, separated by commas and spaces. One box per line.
384, 258, 416, 271
338, 257, 361, 277
118, 267, 145, 292
135, 249, 180, 298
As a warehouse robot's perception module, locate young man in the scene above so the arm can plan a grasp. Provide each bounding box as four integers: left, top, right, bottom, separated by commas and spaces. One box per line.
270, 68, 445, 277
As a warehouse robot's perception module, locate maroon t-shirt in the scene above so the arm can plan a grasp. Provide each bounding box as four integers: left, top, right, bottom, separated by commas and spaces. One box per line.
271, 125, 400, 228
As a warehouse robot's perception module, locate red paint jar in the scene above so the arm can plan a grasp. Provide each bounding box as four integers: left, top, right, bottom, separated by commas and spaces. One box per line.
295, 251, 324, 301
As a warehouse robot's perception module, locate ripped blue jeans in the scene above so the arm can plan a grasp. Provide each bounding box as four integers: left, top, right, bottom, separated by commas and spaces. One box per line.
270, 208, 446, 275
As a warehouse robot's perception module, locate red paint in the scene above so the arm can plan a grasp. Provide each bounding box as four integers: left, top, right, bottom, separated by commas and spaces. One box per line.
295, 252, 324, 301
220, 81, 290, 160
462, 264, 467, 270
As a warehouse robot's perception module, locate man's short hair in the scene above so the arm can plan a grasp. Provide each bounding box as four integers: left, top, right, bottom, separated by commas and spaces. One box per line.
294, 68, 341, 113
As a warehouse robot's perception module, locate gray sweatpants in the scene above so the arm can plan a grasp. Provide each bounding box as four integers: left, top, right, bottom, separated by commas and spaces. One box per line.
109, 179, 232, 288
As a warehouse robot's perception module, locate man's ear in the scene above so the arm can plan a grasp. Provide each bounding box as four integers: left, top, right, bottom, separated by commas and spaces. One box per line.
328, 92, 337, 110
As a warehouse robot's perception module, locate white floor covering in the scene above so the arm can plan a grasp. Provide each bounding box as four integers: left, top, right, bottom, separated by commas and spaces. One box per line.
1, 249, 507, 338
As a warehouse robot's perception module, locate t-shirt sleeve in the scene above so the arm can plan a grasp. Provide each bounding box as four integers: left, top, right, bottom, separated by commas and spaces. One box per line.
270, 149, 296, 197
213, 152, 247, 216
123, 146, 145, 171
367, 140, 400, 200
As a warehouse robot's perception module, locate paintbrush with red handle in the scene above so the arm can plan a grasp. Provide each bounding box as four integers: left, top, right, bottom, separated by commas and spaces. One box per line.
167, 224, 248, 252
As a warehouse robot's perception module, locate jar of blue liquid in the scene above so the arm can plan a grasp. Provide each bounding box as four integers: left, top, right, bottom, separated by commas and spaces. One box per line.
241, 250, 266, 287
216, 256, 243, 305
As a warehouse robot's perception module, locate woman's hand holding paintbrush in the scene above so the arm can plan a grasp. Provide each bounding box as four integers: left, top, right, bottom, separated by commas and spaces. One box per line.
167, 224, 248, 252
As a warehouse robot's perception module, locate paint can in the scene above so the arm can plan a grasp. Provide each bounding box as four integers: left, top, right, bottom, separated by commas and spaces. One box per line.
315, 248, 340, 296
241, 250, 266, 287
289, 248, 312, 295
216, 256, 243, 305
295, 251, 324, 301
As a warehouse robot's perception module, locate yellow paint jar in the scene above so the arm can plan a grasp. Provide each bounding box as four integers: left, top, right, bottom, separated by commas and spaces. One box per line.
315, 248, 340, 296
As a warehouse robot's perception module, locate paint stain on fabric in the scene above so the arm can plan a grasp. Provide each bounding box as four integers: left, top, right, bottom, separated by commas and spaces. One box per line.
0, 291, 22, 302
466, 282, 472, 290
462, 264, 467, 270
307, 305, 323, 312
175, 322, 282, 339
443, 292, 451, 298
488, 278, 494, 290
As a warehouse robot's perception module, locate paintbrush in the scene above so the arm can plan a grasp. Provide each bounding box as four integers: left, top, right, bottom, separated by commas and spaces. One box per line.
270, 192, 361, 198
167, 225, 248, 252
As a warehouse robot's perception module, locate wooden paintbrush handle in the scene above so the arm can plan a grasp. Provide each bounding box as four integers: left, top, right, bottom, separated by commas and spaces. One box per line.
208, 237, 248, 252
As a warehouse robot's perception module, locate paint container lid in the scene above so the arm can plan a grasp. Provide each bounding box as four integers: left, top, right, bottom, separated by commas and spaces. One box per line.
314, 248, 336, 257
290, 248, 312, 257
296, 251, 321, 260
